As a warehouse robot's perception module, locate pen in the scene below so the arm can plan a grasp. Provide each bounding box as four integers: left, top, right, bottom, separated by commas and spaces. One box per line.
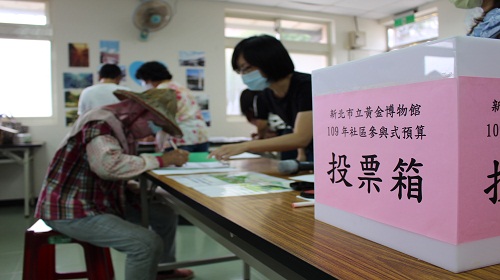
292, 201, 314, 208
168, 138, 178, 150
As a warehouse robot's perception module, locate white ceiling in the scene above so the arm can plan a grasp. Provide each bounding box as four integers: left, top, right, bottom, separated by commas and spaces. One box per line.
203, 0, 437, 20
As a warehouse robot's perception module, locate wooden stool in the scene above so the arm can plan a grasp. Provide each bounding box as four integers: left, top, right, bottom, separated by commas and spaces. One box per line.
22, 219, 115, 280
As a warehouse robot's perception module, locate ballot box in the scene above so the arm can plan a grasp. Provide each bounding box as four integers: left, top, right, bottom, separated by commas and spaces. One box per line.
312, 36, 500, 273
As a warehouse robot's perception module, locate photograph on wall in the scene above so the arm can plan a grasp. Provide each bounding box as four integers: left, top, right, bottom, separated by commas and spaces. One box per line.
65, 108, 78, 127
64, 88, 79, 126
194, 93, 210, 126
186, 68, 204, 91
63, 72, 93, 88
63, 72, 92, 127
64, 89, 82, 108
179, 51, 205, 67
69, 43, 89, 67
100, 40, 120, 64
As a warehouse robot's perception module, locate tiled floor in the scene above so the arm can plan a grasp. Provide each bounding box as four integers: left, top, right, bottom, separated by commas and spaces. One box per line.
0, 204, 269, 280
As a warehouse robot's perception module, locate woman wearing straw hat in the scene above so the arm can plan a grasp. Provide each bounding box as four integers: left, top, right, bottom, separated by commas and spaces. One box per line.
35, 88, 194, 280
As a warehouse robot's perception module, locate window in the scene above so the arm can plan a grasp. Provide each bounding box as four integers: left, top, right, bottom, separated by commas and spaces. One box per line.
0, 38, 52, 117
225, 15, 330, 116
0, 0, 47, 25
0, 1, 52, 118
387, 11, 438, 51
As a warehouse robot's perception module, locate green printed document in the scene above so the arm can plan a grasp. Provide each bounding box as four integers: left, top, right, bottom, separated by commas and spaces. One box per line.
167, 172, 295, 197
151, 152, 235, 175
145, 152, 216, 162
188, 152, 217, 162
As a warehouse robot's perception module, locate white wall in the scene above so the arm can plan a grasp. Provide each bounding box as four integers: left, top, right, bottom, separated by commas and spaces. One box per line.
0, 0, 467, 200
427, 0, 468, 38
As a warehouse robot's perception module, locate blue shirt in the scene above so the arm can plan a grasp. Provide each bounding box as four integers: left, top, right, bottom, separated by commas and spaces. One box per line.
470, 8, 500, 38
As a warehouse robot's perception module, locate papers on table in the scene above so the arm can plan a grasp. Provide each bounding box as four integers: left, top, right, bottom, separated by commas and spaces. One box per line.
152, 162, 237, 175
167, 171, 295, 197
229, 152, 261, 159
296, 195, 314, 201
151, 152, 260, 175
289, 174, 314, 183
188, 152, 217, 162
188, 151, 261, 160
208, 136, 251, 143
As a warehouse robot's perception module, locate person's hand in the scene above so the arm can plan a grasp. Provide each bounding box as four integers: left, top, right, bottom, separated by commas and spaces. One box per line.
209, 142, 248, 160
160, 149, 189, 167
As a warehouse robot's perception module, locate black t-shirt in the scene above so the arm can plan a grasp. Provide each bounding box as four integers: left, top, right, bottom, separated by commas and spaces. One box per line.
257, 72, 314, 160
257, 72, 312, 123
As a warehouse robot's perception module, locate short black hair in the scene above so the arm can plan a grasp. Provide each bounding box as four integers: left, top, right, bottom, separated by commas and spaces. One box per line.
99, 64, 123, 79
135, 61, 172, 81
231, 35, 294, 82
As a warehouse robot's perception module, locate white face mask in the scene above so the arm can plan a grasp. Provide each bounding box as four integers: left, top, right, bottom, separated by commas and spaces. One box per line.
449, 0, 483, 9
241, 70, 270, 91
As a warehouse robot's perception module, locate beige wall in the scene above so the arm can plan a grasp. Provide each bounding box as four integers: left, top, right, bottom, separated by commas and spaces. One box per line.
0, 0, 467, 200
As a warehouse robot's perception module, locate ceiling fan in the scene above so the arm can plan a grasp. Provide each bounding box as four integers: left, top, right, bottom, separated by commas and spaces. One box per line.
133, 0, 173, 41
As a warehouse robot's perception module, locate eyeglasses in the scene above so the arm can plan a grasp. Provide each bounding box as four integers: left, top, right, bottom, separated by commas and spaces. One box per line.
238, 64, 254, 75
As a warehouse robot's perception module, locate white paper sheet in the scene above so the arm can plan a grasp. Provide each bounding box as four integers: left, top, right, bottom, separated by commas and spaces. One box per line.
289, 174, 314, 182
229, 152, 261, 159
152, 167, 237, 175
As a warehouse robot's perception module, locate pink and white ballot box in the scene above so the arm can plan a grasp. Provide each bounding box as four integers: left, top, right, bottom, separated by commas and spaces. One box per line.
312, 36, 500, 273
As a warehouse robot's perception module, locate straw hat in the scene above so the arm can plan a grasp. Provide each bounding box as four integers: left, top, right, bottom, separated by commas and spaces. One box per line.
113, 88, 183, 137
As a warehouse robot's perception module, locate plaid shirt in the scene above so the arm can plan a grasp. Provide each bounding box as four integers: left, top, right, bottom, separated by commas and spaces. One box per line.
35, 120, 159, 220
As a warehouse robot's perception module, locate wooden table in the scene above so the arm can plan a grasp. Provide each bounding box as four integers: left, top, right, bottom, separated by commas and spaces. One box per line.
142, 157, 500, 279
0, 142, 44, 216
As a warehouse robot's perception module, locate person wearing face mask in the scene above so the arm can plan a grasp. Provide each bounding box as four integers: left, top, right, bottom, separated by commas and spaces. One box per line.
450, 0, 500, 38
209, 35, 314, 162
135, 61, 209, 153
35, 89, 194, 280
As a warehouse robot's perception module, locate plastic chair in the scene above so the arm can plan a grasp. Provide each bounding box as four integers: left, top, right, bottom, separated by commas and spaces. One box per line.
22, 219, 114, 280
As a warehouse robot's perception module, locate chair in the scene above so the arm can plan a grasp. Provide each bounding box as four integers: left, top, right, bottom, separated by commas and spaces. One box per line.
22, 219, 114, 280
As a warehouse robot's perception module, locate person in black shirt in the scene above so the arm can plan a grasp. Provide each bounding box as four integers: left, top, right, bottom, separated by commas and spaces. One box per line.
210, 35, 314, 161
239, 88, 305, 161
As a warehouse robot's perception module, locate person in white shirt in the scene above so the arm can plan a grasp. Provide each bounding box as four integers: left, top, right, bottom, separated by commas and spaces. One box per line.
78, 64, 130, 115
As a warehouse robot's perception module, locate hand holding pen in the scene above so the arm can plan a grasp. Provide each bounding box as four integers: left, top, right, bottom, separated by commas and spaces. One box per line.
159, 137, 188, 166
168, 137, 178, 150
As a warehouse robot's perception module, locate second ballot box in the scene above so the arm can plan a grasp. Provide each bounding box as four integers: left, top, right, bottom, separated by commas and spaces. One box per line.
312, 36, 500, 273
